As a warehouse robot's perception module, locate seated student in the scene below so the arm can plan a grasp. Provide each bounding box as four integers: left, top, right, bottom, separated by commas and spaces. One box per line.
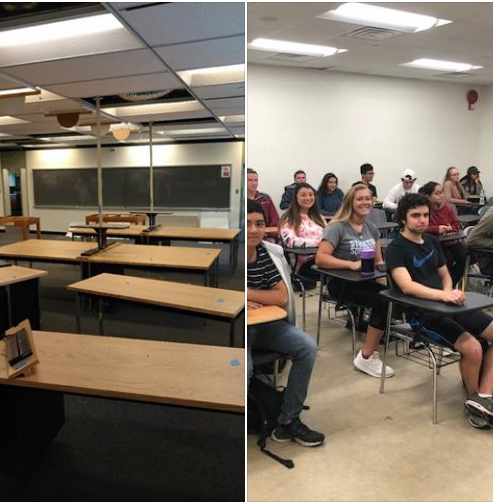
280, 170, 306, 210
352, 163, 378, 202
385, 193, 493, 429
247, 168, 279, 228
383, 169, 420, 211
418, 181, 466, 287
315, 184, 394, 378
443, 167, 471, 206
460, 166, 486, 199
280, 183, 326, 283
247, 200, 325, 446
466, 205, 493, 277
317, 172, 344, 217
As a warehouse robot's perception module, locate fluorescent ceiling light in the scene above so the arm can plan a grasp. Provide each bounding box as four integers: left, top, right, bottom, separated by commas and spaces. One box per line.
317, 3, 451, 33
220, 115, 245, 123
0, 13, 124, 47
39, 135, 96, 142
0, 116, 29, 125
401, 58, 483, 72
0, 87, 36, 97
103, 101, 203, 117
179, 65, 245, 87
158, 127, 226, 136
248, 38, 345, 57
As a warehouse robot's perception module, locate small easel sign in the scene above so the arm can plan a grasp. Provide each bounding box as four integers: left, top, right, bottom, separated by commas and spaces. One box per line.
4, 319, 39, 379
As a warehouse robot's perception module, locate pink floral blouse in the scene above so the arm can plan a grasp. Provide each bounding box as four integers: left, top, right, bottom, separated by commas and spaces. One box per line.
281, 214, 324, 248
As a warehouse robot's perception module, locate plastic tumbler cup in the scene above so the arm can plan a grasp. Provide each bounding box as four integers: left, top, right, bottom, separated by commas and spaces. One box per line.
360, 248, 375, 275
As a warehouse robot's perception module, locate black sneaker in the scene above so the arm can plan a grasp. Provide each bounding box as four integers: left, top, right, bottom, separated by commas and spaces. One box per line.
467, 412, 492, 430
465, 395, 493, 420
271, 418, 325, 447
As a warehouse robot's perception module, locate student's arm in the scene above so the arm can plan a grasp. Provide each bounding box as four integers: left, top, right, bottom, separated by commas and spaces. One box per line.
266, 198, 279, 227
443, 181, 469, 205
438, 264, 454, 292
316, 239, 361, 271
391, 266, 463, 304
247, 279, 288, 307
279, 188, 291, 210
382, 186, 398, 211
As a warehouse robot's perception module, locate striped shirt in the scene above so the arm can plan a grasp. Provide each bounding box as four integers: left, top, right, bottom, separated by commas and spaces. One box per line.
247, 244, 281, 290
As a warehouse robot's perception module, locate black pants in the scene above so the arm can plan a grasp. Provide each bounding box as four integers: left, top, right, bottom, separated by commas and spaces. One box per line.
327, 279, 388, 330
441, 241, 467, 287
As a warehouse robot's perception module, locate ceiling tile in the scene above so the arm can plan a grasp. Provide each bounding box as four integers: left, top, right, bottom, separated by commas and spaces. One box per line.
193, 82, 245, 100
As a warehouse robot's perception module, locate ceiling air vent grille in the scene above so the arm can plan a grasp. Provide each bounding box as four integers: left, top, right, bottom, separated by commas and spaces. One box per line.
269, 53, 314, 63
343, 26, 402, 41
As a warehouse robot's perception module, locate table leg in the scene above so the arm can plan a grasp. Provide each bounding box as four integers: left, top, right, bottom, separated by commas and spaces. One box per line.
21, 223, 27, 241
229, 318, 235, 347
36, 221, 41, 239
98, 298, 104, 335
6, 284, 12, 328
316, 278, 324, 347
75, 292, 81, 333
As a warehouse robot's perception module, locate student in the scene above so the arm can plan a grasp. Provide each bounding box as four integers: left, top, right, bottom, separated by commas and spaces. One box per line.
442, 167, 470, 206
317, 172, 344, 217
315, 184, 394, 378
246, 168, 279, 228
460, 166, 485, 199
466, 205, 493, 277
352, 163, 378, 202
280, 183, 325, 248
383, 169, 420, 211
418, 181, 466, 287
247, 199, 325, 446
280, 170, 306, 210
385, 193, 493, 428
280, 183, 326, 284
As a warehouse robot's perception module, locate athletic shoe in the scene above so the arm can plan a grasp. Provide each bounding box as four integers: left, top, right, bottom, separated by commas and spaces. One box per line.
353, 350, 395, 378
465, 395, 493, 420
467, 412, 492, 429
271, 418, 325, 447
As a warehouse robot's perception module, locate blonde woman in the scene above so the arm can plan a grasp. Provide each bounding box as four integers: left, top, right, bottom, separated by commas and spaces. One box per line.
443, 167, 470, 206
316, 184, 394, 378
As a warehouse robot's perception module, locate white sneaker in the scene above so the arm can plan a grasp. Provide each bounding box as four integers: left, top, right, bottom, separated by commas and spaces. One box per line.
353, 350, 395, 378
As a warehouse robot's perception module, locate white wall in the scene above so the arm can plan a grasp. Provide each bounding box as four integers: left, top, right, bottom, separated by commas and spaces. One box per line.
248, 64, 484, 207
26, 141, 243, 232
479, 85, 493, 195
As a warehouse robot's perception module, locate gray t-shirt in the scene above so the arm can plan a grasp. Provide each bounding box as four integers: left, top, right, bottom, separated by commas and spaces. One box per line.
323, 221, 380, 261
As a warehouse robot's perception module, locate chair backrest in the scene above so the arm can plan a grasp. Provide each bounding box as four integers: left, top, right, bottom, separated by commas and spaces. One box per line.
367, 208, 388, 226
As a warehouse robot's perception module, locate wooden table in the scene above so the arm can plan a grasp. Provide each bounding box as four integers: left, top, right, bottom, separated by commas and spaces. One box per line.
147, 227, 241, 273
0, 331, 244, 472
247, 305, 287, 325
0, 216, 41, 240
80, 243, 221, 287
0, 265, 47, 332
0, 240, 221, 286
85, 213, 146, 225
67, 273, 245, 346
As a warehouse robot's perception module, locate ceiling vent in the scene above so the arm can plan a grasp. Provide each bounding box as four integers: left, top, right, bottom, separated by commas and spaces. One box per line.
343, 26, 402, 41
436, 72, 471, 79
269, 53, 315, 63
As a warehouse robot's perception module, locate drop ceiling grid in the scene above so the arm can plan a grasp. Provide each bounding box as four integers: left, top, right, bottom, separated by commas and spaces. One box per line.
118, 2, 245, 47
193, 83, 245, 100
1, 49, 166, 86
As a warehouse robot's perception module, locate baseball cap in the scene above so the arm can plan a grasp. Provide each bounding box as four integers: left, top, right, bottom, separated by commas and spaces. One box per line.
401, 169, 416, 181
467, 166, 480, 175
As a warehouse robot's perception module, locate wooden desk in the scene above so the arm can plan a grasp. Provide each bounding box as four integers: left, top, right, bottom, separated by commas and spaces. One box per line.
67, 273, 245, 346
0, 216, 41, 240
85, 213, 146, 225
81, 243, 222, 287
247, 305, 287, 325
0, 239, 91, 264
0, 265, 47, 332
0, 240, 221, 286
0, 331, 244, 472
70, 224, 147, 243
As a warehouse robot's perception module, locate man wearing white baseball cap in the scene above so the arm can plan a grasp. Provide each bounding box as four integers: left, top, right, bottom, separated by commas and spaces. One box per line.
383, 169, 420, 211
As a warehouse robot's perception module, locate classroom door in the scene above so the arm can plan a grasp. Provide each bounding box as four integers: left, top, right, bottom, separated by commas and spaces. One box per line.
9, 172, 22, 216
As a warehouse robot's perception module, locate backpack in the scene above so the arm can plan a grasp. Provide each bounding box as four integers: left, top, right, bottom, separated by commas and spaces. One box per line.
247, 374, 294, 469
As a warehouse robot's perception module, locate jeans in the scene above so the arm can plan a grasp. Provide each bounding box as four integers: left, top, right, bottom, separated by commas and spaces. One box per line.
248, 320, 318, 424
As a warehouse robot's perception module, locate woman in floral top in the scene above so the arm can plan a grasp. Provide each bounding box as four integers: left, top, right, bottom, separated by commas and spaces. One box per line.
279, 183, 326, 282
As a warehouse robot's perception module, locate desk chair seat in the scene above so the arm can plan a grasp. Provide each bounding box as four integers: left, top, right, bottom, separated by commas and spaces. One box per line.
251, 349, 288, 386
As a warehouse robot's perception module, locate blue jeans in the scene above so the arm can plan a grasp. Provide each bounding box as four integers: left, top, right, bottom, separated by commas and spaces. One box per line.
248, 320, 318, 424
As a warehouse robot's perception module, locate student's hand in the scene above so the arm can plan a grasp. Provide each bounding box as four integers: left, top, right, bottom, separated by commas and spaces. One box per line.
438, 225, 453, 234
349, 260, 362, 271
441, 289, 464, 305
247, 301, 264, 309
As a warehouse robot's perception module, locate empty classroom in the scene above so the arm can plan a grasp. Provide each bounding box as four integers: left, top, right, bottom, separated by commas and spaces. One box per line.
247, 3, 493, 502
0, 2, 244, 502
